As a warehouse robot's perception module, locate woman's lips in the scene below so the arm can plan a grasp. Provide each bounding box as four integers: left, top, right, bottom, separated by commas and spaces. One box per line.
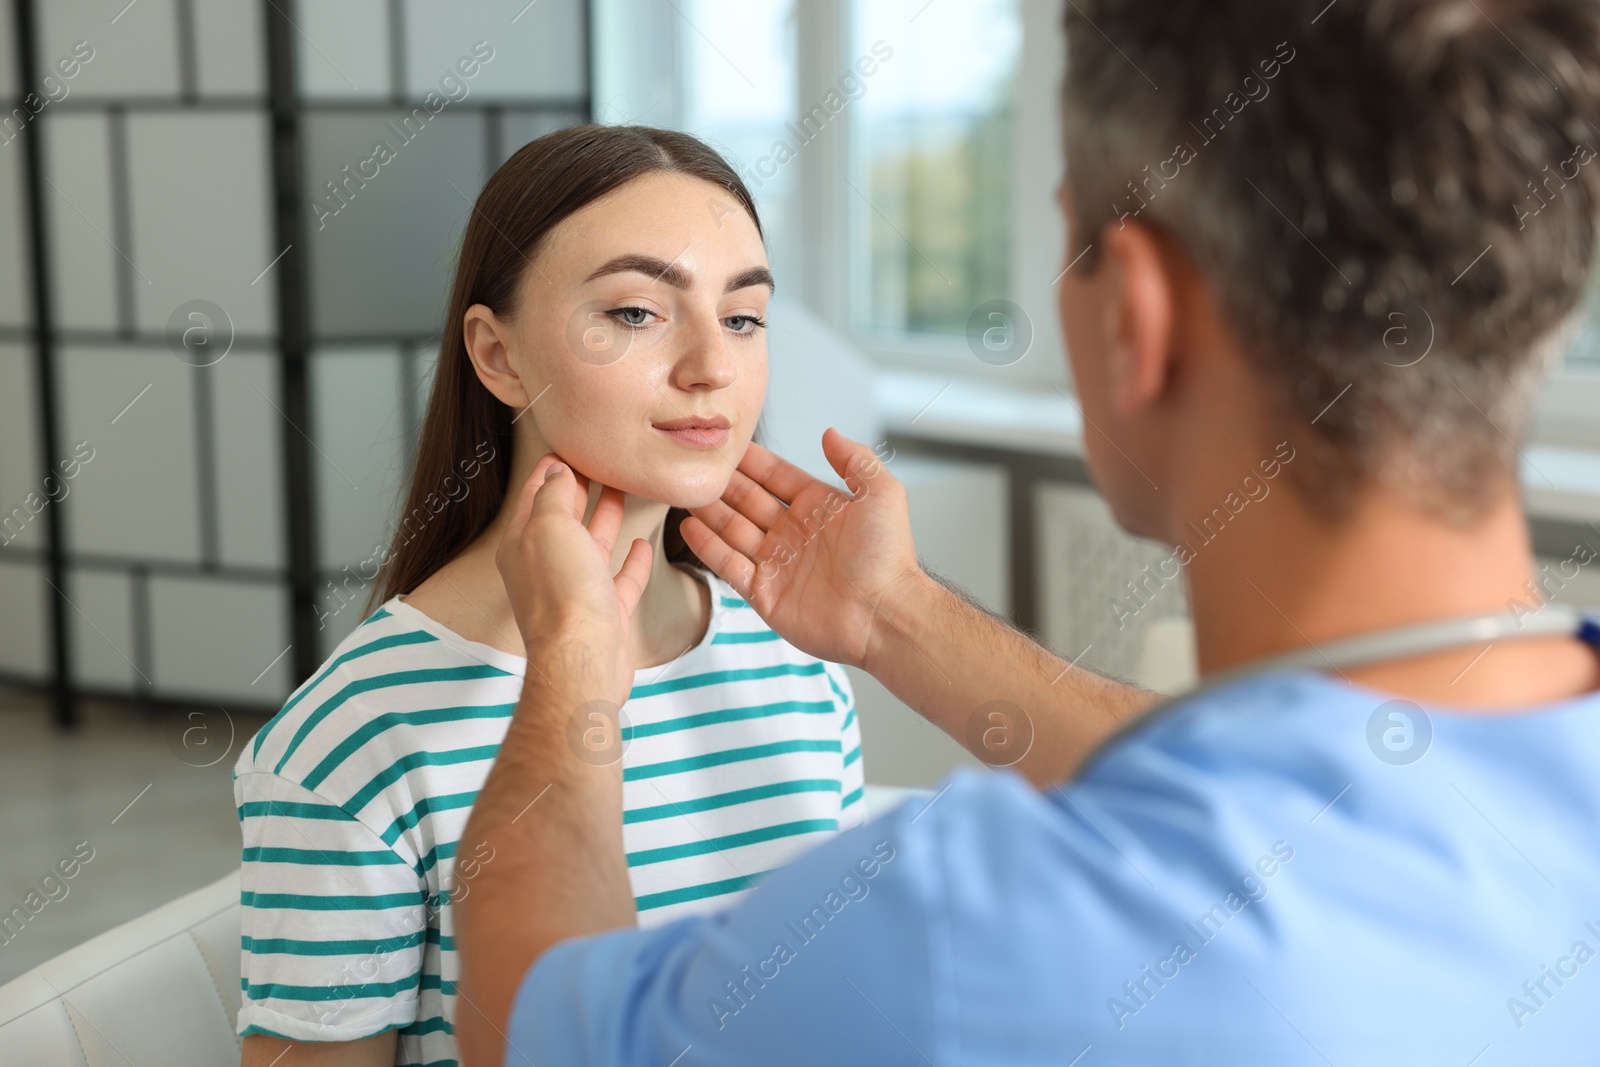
653, 423, 730, 449
652, 425, 729, 451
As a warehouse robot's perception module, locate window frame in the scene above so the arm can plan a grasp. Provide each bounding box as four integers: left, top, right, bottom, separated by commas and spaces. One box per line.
1534, 361, 1600, 450
801, 0, 1067, 389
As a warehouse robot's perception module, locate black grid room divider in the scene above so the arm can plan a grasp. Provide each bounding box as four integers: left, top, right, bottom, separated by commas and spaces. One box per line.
0, 0, 591, 728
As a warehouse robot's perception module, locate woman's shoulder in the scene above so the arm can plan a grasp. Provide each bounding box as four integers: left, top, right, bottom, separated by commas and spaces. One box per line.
235, 599, 521, 789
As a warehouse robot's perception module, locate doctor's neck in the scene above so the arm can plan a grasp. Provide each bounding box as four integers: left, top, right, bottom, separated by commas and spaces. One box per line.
1177, 465, 1597, 711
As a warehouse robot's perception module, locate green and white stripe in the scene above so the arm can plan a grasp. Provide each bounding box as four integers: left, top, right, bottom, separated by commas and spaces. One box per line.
233, 569, 862, 1067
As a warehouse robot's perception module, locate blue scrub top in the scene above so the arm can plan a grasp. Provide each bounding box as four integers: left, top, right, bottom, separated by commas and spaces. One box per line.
508, 662, 1600, 1065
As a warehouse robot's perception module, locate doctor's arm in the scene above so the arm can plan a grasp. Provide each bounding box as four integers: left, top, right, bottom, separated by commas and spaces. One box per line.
683, 429, 1157, 787
453, 457, 648, 1067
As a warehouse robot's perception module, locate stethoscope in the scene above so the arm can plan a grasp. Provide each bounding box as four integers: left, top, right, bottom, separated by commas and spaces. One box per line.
1076, 603, 1600, 774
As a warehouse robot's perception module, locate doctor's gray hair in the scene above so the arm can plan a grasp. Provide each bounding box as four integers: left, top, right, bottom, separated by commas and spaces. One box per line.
1061, 0, 1600, 522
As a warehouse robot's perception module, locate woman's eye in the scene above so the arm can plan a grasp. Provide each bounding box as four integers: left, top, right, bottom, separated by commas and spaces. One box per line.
609, 306, 653, 327
725, 314, 767, 334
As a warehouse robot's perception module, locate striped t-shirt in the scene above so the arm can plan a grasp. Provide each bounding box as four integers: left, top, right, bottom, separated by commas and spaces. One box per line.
233, 566, 864, 1065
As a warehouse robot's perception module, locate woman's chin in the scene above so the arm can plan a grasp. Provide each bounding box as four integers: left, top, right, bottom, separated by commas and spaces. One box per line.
666, 484, 727, 510
648, 473, 729, 511
566, 461, 729, 511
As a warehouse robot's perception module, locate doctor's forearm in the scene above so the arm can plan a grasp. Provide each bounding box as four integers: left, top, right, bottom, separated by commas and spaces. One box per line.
454, 658, 636, 1067
864, 570, 1158, 786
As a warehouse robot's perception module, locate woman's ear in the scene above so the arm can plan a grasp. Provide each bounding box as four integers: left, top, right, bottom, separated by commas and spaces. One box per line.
1101, 220, 1177, 418
463, 303, 534, 409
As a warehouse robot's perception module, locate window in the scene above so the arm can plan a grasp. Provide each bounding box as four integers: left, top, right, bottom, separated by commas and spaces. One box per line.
1562, 267, 1600, 367
593, 0, 1039, 368
849, 0, 1022, 339
674, 0, 802, 290
1532, 271, 1600, 449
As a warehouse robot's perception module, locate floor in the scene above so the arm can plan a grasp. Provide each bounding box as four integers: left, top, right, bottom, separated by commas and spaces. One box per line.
0, 686, 271, 985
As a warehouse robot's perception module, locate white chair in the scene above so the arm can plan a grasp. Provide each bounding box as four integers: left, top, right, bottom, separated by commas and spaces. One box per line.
1135, 615, 1199, 695
861, 782, 929, 820
0, 870, 241, 1065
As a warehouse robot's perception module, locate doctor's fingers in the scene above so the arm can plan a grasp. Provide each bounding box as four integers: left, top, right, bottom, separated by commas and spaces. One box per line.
528, 452, 591, 523
735, 441, 819, 507
678, 514, 758, 598
722, 468, 786, 531
687, 497, 766, 559
586, 484, 627, 557
505, 455, 580, 541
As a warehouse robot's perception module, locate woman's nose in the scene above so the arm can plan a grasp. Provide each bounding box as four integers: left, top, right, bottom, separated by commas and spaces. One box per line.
669, 314, 739, 391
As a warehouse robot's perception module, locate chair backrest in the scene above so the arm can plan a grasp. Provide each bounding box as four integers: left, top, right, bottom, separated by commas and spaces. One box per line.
1136, 616, 1199, 695
862, 782, 928, 819
0, 870, 240, 1065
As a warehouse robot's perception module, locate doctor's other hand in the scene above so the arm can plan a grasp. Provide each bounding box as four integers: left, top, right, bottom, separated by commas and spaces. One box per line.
681, 428, 921, 671
496, 453, 654, 707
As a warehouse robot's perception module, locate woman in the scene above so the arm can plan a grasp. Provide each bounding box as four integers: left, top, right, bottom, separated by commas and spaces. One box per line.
234, 125, 864, 1067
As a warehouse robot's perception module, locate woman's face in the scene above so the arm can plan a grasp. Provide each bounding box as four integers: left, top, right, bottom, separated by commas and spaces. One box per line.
476, 171, 771, 510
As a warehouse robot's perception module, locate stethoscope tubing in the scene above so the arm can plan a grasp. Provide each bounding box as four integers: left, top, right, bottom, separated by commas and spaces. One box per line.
1070, 603, 1600, 780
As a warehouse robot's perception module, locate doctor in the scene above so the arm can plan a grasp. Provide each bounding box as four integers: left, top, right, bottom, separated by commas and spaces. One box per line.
456, 0, 1600, 1062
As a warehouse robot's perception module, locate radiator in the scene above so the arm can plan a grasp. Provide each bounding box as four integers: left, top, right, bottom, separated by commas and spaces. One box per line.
1036, 482, 1191, 684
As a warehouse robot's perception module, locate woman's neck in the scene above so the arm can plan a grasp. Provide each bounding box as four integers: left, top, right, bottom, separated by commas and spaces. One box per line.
606, 497, 712, 669
401, 479, 710, 670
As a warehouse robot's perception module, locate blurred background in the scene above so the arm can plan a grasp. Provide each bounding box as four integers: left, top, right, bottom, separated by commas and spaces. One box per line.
2, 0, 1599, 988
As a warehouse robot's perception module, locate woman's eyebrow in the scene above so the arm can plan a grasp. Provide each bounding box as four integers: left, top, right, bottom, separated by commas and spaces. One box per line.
583, 254, 775, 294
585, 253, 692, 289
725, 266, 775, 294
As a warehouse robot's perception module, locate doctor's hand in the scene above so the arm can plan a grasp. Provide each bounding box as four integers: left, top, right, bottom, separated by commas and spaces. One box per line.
681, 429, 922, 671
496, 453, 654, 708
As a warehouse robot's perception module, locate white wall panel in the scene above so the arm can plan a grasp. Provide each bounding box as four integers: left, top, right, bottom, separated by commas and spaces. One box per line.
148, 574, 292, 701
292, 0, 391, 99
0, 559, 47, 678
0, 342, 42, 552
0, 126, 29, 326
213, 351, 287, 569
402, 0, 585, 100
42, 111, 118, 332
193, 0, 266, 97
0, 0, 17, 100
302, 110, 485, 336
310, 346, 405, 572
66, 566, 136, 689
126, 111, 275, 337
37, 0, 180, 98
59, 345, 200, 563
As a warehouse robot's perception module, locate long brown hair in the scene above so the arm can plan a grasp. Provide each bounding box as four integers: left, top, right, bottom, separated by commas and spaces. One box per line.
368, 125, 765, 611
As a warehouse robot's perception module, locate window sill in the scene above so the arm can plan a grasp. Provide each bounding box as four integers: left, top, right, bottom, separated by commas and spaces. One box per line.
877, 367, 1085, 458
876, 367, 1600, 525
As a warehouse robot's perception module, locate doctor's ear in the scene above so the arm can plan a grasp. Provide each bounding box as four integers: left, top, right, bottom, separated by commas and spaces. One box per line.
1100, 220, 1180, 418
463, 303, 534, 409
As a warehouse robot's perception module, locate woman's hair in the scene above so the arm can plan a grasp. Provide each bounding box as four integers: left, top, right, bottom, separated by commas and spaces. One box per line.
368, 124, 765, 611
